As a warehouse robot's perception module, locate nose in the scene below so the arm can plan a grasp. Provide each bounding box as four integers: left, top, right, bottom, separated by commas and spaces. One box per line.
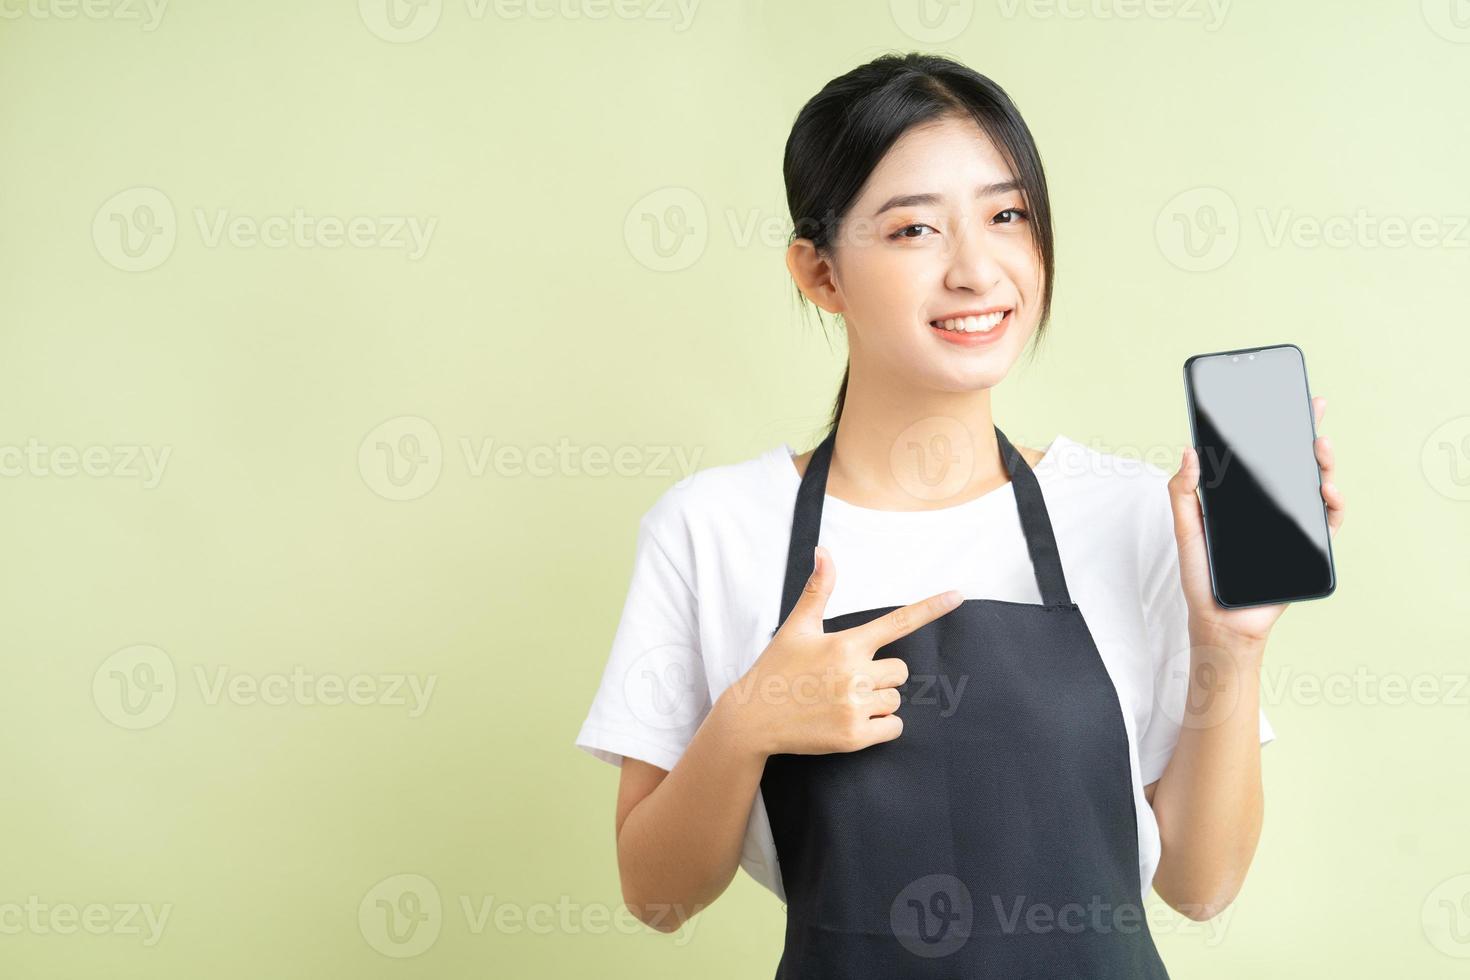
942, 214, 1006, 295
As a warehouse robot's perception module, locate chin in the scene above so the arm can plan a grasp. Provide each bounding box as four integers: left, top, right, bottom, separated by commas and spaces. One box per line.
922, 361, 1015, 394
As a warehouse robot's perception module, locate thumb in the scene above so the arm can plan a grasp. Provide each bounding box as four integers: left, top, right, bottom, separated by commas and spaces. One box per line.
783, 544, 836, 636
1168, 446, 1205, 553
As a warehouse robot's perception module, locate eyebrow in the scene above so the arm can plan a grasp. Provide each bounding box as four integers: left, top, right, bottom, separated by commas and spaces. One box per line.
873, 180, 1023, 216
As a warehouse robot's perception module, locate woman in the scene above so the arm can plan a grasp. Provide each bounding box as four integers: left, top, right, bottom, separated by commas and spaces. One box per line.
576, 52, 1345, 976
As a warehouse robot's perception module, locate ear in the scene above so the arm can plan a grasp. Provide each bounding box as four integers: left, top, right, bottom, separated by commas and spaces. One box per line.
786, 239, 846, 316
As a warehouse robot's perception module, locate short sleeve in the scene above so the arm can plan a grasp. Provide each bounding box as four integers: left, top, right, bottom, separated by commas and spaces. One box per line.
1136, 475, 1275, 787
575, 506, 710, 773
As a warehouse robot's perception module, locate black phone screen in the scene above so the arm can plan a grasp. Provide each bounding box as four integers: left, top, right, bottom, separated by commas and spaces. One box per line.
1183, 344, 1336, 608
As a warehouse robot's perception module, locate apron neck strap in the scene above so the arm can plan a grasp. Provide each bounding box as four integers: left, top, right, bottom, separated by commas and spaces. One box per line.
778, 424, 1073, 626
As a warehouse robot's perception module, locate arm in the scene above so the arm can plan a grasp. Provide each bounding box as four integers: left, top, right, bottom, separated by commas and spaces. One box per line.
614, 690, 768, 933
613, 546, 958, 933
1144, 628, 1266, 920
1148, 393, 1344, 919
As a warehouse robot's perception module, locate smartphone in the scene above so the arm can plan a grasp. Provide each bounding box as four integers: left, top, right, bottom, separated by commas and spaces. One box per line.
1182, 343, 1336, 609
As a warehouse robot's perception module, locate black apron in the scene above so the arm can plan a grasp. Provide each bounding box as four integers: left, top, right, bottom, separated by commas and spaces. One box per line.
759, 424, 1170, 978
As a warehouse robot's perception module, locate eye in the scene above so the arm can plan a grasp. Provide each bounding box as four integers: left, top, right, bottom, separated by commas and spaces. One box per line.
994, 208, 1029, 225
890, 223, 937, 240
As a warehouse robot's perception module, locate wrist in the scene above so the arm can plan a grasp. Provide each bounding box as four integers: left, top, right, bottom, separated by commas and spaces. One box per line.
1188, 619, 1268, 669
713, 684, 774, 763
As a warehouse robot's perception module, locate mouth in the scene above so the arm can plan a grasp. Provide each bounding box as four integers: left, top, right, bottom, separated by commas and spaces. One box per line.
928, 308, 1012, 347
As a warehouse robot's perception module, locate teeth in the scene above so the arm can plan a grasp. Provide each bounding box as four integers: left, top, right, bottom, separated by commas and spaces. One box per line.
931, 311, 1007, 333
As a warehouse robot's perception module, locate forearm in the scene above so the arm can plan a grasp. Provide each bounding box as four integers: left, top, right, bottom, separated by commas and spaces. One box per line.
1149, 623, 1267, 920
617, 688, 769, 930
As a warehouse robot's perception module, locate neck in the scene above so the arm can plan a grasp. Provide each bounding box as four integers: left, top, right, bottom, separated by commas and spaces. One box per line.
824, 363, 1011, 511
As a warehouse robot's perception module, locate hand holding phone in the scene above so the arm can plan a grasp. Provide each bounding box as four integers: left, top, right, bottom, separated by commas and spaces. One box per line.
1182, 344, 1337, 610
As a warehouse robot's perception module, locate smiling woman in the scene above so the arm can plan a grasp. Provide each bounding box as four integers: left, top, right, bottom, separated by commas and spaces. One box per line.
576, 51, 1299, 979
783, 58, 1055, 417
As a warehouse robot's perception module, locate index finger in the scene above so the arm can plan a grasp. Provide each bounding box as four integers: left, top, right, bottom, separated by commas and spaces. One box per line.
847, 589, 963, 652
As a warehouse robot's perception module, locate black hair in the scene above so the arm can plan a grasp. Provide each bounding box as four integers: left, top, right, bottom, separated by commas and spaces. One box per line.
783, 52, 1056, 432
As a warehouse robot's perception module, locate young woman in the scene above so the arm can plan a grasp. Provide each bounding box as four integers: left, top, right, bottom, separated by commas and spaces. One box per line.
576, 52, 1345, 976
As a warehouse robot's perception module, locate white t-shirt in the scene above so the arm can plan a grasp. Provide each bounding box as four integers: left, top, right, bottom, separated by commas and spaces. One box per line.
575, 433, 1275, 905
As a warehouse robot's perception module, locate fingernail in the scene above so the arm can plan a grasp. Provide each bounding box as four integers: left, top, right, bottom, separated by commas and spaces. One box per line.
943, 590, 964, 607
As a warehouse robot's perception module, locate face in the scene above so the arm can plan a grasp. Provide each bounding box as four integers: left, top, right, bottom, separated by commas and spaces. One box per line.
791, 113, 1045, 395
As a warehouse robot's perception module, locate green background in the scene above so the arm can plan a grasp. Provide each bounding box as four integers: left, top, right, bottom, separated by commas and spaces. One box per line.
2, 0, 1468, 976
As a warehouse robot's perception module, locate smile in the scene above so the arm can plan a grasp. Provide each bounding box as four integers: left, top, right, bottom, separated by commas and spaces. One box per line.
929, 309, 1010, 333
